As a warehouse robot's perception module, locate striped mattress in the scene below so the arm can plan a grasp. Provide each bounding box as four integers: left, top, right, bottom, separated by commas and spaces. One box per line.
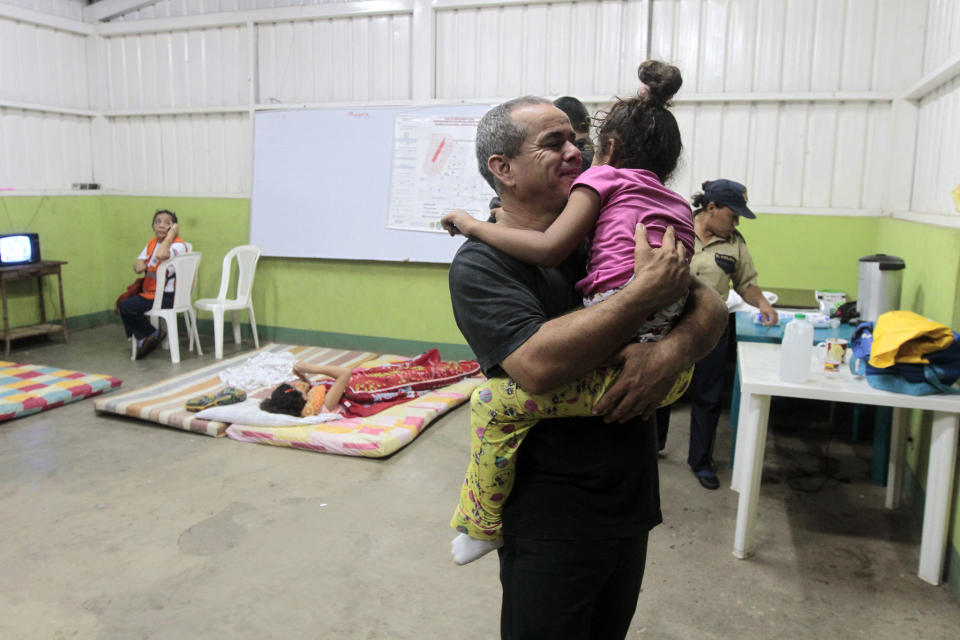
93, 344, 376, 437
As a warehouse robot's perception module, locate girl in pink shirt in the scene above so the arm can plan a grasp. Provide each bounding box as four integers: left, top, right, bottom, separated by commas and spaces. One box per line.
441, 61, 696, 565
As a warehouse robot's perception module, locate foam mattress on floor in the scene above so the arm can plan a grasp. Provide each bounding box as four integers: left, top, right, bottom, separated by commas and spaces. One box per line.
93, 344, 377, 437
225, 374, 481, 457
0, 361, 122, 423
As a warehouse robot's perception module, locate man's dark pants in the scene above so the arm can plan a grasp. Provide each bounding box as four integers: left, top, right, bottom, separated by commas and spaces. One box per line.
499, 533, 649, 639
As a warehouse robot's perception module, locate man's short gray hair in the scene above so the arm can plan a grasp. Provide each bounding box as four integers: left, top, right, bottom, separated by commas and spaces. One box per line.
476, 96, 553, 195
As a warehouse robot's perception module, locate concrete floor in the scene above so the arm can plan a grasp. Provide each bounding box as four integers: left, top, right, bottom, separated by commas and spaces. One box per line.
1, 325, 959, 640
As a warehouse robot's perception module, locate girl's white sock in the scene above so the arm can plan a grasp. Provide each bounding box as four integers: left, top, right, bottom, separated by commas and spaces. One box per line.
450, 533, 503, 565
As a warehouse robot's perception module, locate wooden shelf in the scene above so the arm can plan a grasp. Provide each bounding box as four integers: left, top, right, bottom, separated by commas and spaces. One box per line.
0, 260, 68, 356
6, 323, 65, 341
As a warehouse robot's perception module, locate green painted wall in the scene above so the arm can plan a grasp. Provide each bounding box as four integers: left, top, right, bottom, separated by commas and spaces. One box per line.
875, 218, 960, 595
98, 196, 251, 317
1, 195, 463, 354
877, 219, 960, 327
742, 214, 882, 296
0, 196, 106, 326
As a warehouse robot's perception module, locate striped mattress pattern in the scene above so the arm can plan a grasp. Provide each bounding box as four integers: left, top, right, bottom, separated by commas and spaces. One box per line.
93, 344, 377, 437
225, 367, 482, 457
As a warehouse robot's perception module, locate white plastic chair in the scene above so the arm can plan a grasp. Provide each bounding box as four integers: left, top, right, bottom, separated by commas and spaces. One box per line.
130, 252, 204, 363
194, 245, 261, 360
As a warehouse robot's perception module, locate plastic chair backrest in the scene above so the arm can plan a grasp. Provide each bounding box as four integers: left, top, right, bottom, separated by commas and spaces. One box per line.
216, 245, 261, 303
152, 252, 203, 311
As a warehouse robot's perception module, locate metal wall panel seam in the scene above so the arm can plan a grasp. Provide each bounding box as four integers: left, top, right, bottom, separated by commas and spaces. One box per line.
433, 0, 582, 9
95, 2, 415, 36
0, 4, 93, 35
903, 50, 960, 101
0, 190, 252, 198
0, 100, 97, 117
246, 18, 257, 196
77, 92, 903, 117
893, 211, 960, 230
102, 106, 252, 117
85, 0, 182, 23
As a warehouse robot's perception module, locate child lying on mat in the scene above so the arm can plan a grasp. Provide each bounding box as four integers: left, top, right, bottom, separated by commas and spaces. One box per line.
260, 362, 355, 417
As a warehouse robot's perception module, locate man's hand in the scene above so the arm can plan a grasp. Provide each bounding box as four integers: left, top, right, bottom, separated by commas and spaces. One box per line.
593, 341, 682, 423
134, 259, 147, 273
441, 209, 476, 237
631, 224, 690, 309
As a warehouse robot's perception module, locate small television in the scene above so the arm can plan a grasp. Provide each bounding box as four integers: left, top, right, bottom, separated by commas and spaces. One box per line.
0, 233, 41, 266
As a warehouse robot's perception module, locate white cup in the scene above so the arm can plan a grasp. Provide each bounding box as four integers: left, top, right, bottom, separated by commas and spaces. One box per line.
815, 338, 848, 372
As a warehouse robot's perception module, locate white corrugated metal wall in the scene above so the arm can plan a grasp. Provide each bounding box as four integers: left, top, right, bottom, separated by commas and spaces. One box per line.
911, 0, 960, 216
1, 0, 957, 221
0, 5, 94, 189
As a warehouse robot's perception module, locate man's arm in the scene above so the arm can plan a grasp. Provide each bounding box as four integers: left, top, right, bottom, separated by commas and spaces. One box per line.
501, 225, 690, 393
593, 277, 728, 422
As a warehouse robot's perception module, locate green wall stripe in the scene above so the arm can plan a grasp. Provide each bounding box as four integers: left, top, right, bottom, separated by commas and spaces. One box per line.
62, 313, 477, 361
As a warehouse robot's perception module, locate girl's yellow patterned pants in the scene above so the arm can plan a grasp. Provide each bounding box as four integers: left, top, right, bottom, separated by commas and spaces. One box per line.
451, 363, 693, 540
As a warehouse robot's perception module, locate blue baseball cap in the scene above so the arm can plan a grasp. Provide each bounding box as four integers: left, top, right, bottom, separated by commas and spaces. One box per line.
702, 179, 755, 219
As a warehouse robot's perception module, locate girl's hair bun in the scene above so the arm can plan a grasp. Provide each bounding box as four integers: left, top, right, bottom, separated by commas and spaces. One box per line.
638, 60, 682, 105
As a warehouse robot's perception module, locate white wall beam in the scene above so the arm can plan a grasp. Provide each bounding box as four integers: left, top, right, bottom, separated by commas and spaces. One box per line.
0, 3, 93, 35
0, 100, 96, 117
83, 0, 164, 24
903, 51, 960, 102
95, 1, 414, 36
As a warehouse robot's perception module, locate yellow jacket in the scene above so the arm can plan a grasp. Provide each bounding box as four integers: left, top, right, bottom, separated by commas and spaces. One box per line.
869, 310, 954, 368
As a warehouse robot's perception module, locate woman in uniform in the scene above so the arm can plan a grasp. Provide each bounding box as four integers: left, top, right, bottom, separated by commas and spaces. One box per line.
656, 179, 778, 489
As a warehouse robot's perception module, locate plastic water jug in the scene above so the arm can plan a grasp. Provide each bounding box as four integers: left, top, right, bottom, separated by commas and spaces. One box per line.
779, 313, 814, 383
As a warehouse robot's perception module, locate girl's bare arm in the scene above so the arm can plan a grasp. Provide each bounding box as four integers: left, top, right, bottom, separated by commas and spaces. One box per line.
443, 188, 601, 267
292, 362, 354, 410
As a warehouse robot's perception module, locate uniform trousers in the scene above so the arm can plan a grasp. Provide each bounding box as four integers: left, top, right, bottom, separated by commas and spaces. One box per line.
656, 326, 729, 472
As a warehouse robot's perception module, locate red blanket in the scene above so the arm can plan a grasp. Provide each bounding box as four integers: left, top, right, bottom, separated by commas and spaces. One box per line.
320, 349, 481, 417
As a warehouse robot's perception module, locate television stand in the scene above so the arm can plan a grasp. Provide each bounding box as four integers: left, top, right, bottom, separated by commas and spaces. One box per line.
0, 260, 68, 357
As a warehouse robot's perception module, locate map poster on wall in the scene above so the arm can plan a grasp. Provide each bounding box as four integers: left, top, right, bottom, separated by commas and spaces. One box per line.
387, 112, 495, 232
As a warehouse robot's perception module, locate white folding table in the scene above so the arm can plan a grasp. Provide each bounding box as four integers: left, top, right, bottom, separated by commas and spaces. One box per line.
732, 342, 960, 585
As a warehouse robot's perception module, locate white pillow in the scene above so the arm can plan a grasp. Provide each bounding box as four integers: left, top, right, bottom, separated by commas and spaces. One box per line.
195, 399, 341, 427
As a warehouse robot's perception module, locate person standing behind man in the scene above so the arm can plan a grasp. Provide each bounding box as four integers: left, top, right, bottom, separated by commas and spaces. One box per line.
656, 179, 778, 490
447, 96, 727, 639
553, 95, 595, 172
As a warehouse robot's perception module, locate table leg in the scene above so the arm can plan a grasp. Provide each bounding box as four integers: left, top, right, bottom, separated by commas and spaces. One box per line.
731, 376, 751, 492
885, 407, 906, 509
56, 269, 68, 341
732, 391, 771, 559
729, 360, 741, 467
37, 275, 46, 324
1, 278, 8, 357
917, 412, 959, 585
851, 405, 862, 441
872, 407, 892, 486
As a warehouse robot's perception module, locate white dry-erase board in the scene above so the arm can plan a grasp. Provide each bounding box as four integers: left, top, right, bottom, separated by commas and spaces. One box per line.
250, 104, 496, 263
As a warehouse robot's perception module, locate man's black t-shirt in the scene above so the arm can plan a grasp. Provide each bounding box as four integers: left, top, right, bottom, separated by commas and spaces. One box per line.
449, 237, 662, 539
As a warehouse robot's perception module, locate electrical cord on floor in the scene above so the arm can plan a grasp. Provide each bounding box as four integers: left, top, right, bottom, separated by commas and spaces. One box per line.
785, 430, 853, 493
